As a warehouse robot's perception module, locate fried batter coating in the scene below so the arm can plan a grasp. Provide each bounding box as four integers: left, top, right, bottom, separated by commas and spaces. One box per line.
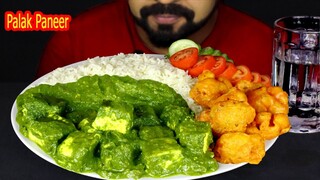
267, 86, 289, 107
198, 70, 215, 81
245, 86, 290, 139
209, 100, 256, 137
247, 86, 289, 114
246, 112, 290, 140
208, 87, 248, 107
213, 132, 265, 164
190, 70, 290, 165
197, 108, 211, 123
234, 79, 263, 93
190, 71, 232, 108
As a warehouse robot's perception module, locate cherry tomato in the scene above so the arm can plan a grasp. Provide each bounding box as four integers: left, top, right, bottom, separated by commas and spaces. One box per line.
210, 56, 227, 75
261, 75, 271, 87
188, 55, 216, 77
251, 72, 262, 83
218, 62, 237, 80
169, 47, 199, 70
231, 65, 253, 83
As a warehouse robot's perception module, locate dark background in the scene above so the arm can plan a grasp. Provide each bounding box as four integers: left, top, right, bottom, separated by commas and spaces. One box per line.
1, 0, 320, 82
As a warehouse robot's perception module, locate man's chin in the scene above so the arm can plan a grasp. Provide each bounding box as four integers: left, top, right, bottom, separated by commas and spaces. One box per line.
148, 34, 182, 48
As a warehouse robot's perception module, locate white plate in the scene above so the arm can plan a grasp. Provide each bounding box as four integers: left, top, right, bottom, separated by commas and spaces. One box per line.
11, 54, 277, 180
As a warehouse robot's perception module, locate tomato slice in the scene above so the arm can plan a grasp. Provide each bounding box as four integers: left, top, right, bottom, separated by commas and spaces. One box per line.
188, 55, 216, 77
210, 56, 227, 75
231, 65, 253, 83
251, 72, 262, 83
261, 75, 271, 87
169, 47, 199, 70
218, 62, 237, 80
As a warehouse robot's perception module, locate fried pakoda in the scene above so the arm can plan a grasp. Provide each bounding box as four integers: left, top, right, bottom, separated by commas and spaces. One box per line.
190, 70, 232, 108
190, 70, 290, 165
234, 79, 263, 93
246, 86, 290, 139
197, 69, 215, 81
213, 132, 265, 164
246, 112, 290, 140
197, 109, 211, 123
208, 87, 248, 107
246, 86, 289, 114
209, 100, 256, 137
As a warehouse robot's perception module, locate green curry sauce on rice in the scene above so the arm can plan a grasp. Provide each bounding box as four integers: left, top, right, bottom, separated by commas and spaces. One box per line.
16, 54, 218, 179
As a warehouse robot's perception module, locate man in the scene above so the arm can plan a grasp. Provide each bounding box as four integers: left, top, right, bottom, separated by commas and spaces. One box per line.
36, 0, 273, 77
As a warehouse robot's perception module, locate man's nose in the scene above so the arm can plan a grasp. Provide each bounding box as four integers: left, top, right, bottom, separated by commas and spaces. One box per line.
156, 0, 179, 4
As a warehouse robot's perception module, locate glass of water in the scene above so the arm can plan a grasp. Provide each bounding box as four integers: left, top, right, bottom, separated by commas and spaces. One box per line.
272, 16, 320, 133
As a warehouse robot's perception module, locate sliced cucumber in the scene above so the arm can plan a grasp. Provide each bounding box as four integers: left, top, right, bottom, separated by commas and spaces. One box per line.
168, 39, 235, 63
168, 39, 200, 56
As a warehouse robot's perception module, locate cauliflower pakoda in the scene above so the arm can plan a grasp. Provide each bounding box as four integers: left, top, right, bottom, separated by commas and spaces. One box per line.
213, 132, 265, 164
247, 86, 289, 114
190, 70, 290, 165
234, 79, 264, 92
190, 70, 232, 108
246, 86, 290, 139
197, 108, 211, 123
209, 100, 256, 137
246, 112, 290, 140
208, 87, 248, 107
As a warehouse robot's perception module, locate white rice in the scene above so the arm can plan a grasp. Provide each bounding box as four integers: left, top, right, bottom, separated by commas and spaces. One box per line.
40, 53, 202, 114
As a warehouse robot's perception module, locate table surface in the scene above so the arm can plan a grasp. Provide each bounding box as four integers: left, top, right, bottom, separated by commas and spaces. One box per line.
1, 82, 319, 180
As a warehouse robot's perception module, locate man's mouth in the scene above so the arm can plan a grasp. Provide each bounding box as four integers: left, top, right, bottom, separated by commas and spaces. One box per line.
152, 14, 181, 24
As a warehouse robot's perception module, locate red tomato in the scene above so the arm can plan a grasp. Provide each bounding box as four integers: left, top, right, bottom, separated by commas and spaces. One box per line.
210, 56, 227, 75
231, 65, 253, 83
261, 75, 271, 87
251, 72, 262, 83
218, 62, 237, 80
169, 47, 199, 70
188, 55, 216, 77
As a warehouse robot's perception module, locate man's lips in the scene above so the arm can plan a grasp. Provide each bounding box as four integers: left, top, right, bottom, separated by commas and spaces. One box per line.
152, 14, 181, 24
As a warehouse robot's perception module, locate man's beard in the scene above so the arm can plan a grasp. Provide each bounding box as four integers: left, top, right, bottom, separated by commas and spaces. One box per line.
133, 3, 212, 48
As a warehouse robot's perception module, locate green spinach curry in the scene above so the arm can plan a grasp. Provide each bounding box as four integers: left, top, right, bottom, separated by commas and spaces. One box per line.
16, 74, 218, 179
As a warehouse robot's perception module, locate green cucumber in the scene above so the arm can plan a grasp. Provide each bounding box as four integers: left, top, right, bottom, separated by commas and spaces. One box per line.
167, 39, 235, 63
168, 39, 200, 56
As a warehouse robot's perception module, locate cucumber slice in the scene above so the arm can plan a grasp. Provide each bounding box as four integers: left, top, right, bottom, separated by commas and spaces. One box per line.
168, 39, 200, 56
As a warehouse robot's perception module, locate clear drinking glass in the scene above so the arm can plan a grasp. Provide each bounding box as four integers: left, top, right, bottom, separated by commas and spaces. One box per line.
272, 16, 320, 133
